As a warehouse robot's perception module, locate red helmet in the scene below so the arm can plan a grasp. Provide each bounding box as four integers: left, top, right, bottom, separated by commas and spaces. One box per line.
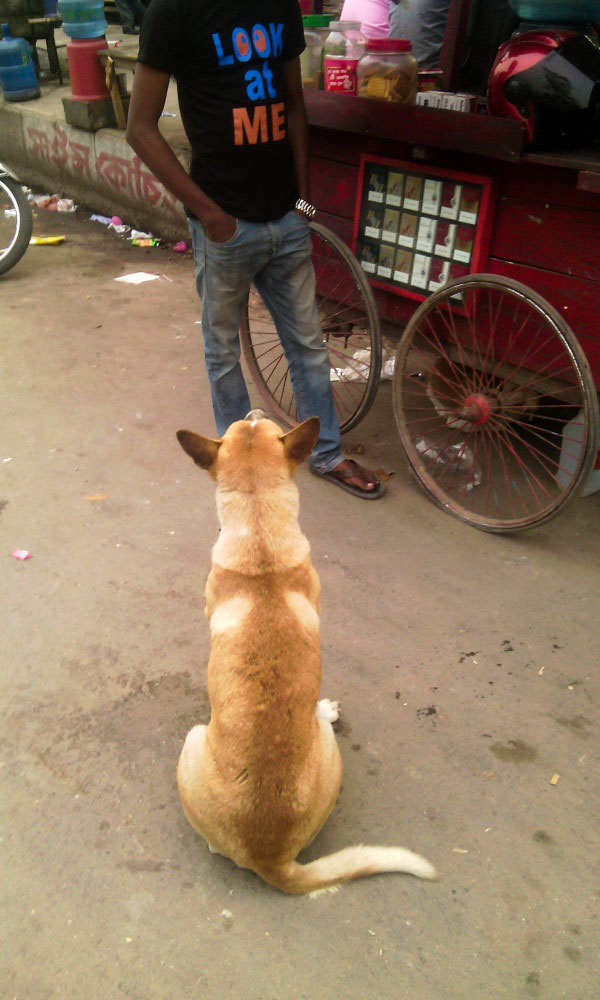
487, 28, 600, 145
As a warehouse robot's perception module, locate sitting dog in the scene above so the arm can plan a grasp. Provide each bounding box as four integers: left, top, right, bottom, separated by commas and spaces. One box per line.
176, 411, 436, 894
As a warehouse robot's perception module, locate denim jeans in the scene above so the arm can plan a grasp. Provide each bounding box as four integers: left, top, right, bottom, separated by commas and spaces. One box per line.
188, 210, 342, 472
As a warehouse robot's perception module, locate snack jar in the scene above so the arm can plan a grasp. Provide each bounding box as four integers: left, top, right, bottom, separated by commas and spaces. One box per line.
323, 20, 366, 96
357, 38, 418, 104
300, 14, 333, 89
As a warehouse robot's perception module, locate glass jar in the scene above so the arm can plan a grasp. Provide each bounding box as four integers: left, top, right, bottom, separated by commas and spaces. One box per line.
323, 20, 366, 96
300, 14, 333, 90
357, 38, 418, 104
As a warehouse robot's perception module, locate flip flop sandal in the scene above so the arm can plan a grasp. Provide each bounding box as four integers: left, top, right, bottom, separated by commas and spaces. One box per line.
310, 459, 386, 500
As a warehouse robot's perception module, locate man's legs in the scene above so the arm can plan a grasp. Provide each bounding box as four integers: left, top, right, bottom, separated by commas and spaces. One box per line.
114, 0, 136, 33
188, 217, 264, 435
253, 212, 342, 471
188, 212, 383, 497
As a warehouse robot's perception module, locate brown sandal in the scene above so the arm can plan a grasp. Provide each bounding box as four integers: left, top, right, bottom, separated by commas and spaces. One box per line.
310, 459, 386, 499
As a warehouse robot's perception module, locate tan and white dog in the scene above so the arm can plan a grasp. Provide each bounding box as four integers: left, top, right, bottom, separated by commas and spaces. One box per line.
176, 411, 436, 894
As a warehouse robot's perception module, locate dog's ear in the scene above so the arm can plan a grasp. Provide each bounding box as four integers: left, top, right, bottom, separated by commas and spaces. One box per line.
280, 417, 320, 466
176, 430, 221, 470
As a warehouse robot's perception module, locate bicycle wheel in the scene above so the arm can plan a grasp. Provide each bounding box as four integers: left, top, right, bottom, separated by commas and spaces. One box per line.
393, 274, 599, 533
0, 175, 32, 276
240, 221, 382, 433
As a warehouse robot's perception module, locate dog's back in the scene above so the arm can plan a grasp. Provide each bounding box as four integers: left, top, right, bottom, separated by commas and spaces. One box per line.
176, 414, 436, 892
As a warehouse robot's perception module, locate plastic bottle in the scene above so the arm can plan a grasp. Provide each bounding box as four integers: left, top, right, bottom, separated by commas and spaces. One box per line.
414, 436, 482, 493
58, 0, 107, 39
300, 14, 333, 89
0, 24, 40, 102
323, 21, 366, 96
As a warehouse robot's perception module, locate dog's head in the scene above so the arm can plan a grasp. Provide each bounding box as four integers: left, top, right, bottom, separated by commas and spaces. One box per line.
176, 412, 320, 490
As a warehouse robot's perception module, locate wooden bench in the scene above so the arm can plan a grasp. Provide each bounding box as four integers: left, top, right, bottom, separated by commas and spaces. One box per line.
27, 13, 65, 84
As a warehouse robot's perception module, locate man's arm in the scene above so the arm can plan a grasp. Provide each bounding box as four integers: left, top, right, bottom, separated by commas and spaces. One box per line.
126, 63, 236, 242
282, 57, 311, 208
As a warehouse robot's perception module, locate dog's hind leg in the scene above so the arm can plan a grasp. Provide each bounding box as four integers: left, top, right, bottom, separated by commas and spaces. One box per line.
177, 724, 211, 835
296, 703, 343, 853
177, 725, 233, 860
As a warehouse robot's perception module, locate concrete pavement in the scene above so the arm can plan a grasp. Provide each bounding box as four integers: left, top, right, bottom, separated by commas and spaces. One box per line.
1, 195, 600, 1000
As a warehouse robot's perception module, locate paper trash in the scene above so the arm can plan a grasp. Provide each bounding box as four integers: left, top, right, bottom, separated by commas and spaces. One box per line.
114, 272, 160, 284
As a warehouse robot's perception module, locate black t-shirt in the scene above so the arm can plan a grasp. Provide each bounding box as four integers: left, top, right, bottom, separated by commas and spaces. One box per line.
137, 0, 305, 221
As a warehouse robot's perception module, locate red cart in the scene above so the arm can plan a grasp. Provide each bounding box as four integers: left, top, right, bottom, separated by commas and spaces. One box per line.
241, 10, 600, 533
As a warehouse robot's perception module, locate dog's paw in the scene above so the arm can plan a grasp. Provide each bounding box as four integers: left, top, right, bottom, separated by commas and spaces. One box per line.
317, 699, 339, 723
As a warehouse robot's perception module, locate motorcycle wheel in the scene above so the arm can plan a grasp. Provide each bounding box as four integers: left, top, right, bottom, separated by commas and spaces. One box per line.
0, 175, 33, 276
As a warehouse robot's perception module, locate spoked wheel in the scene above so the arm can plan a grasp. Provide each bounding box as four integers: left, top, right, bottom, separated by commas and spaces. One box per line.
0, 175, 32, 276
393, 274, 599, 532
240, 221, 381, 433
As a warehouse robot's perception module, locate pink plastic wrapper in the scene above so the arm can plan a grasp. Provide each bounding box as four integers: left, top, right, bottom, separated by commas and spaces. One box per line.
11, 549, 31, 560
173, 240, 188, 252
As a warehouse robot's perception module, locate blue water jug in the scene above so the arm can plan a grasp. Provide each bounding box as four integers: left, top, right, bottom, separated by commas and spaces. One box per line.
58, 0, 107, 39
0, 24, 40, 102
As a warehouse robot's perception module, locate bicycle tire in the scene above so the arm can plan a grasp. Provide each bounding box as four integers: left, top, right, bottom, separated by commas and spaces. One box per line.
393, 273, 599, 533
0, 176, 32, 276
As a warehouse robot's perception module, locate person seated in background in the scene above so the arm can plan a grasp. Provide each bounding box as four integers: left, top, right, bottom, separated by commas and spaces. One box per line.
388, 0, 450, 66
388, 0, 517, 93
340, 0, 391, 38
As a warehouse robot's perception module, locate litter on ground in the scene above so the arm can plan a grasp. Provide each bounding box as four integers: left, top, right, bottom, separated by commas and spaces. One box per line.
30, 236, 65, 245
114, 272, 160, 284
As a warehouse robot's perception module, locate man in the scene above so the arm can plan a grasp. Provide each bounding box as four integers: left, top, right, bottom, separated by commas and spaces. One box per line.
126, 0, 384, 499
114, 0, 146, 35
389, 0, 450, 68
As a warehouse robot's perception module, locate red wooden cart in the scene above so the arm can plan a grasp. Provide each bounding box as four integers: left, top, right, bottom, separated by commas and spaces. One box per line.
241, 5, 600, 533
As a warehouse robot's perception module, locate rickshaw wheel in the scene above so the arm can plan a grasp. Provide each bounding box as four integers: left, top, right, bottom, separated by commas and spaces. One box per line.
393, 274, 599, 533
240, 221, 382, 433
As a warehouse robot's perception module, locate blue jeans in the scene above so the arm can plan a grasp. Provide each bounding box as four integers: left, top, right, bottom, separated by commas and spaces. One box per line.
188, 211, 342, 472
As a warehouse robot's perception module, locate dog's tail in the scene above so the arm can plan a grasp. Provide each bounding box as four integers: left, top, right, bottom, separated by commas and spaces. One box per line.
257, 845, 437, 895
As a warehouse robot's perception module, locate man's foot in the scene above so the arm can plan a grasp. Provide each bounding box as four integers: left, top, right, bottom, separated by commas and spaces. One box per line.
310, 458, 386, 499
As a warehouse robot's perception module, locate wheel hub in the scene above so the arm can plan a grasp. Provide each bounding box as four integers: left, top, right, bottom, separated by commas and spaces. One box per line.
461, 393, 494, 426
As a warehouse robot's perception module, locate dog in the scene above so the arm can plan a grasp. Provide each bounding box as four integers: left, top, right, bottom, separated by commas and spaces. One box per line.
176, 410, 436, 894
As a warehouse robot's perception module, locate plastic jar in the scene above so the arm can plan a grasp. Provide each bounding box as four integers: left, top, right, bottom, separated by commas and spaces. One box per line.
300, 14, 333, 89
323, 21, 366, 96
357, 38, 418, 104
0, 23, 40, 102
58, 0, 107, 39
67, 37, 109, 100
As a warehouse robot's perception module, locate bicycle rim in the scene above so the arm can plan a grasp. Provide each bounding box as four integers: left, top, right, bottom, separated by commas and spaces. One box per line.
393, 274, 599, 532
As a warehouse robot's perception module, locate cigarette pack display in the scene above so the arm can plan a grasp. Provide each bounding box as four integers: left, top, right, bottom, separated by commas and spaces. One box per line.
416, 216, 437, 253
382, 207, 400, 243
377, 244, 396, 279
385, 171, 404, 206
403, 175, 423, 211
354, 156, 494, 301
